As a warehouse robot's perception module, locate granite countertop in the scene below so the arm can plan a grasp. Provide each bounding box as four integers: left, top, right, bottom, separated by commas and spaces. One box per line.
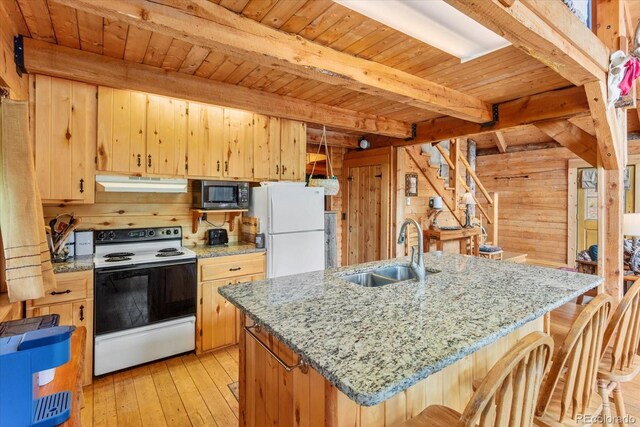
191, 242, 265, 259
219, 252, 603, 407
52, 255, 94, 274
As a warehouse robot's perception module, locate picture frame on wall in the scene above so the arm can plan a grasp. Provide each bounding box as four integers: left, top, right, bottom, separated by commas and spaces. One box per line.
405, 173, 418, 197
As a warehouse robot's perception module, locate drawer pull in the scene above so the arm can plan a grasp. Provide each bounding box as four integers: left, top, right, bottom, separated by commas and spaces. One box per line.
229, 267, 242, 272
245, 324, 308, 373
50, 289, 72, 295
79, 304, 85, 321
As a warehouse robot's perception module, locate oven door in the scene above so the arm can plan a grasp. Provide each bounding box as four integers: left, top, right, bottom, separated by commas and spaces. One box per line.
203, 182, 240, 209
94, 260, 197, 336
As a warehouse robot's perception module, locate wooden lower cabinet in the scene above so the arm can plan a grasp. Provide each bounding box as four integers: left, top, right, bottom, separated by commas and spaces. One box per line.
197, 252, 266, 354
239, 315, 544, 426
26, 270, 93, 386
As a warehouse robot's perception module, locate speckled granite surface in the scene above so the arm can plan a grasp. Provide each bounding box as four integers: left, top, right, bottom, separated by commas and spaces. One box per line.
219, 252, 602, 407
52, 255, 94, 274
191, 243, 265, 259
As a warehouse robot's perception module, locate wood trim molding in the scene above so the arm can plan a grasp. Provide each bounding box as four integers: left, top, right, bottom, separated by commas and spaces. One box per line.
50, 0, 494, 123
22, 38, 411, 138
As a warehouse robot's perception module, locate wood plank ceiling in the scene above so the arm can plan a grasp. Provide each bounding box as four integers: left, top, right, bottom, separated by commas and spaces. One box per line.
10, 0, 577, 148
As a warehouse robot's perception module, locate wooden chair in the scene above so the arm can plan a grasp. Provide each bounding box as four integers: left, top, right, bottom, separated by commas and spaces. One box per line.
401, 331, 554, 427
596, 279, 640, 427
535, 293, 613, 426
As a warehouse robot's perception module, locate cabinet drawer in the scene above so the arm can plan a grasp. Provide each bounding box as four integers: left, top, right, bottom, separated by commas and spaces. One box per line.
32, 271, 92, 307
199, 253, 265, 282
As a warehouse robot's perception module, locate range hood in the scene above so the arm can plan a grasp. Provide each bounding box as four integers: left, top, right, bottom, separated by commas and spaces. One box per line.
96, 175, 188, 193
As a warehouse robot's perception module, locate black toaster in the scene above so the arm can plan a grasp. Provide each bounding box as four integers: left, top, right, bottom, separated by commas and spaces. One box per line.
207, 229, 229, 246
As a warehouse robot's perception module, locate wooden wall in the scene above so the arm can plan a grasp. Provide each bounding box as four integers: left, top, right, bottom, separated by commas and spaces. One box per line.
476, 147, 574, 265
43, 188, 238, 247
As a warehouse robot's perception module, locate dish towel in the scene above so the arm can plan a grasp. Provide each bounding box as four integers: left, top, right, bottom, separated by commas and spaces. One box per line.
0, 99, 56, 302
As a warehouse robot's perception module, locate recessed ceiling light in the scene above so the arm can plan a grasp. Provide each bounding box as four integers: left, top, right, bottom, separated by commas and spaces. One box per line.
335, 0, 511, 62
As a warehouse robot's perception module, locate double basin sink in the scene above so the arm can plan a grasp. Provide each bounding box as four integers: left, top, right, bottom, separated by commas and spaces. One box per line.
341, 265, 439, 287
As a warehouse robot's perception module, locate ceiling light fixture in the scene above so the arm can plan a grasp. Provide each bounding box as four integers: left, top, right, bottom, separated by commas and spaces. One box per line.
334, 0, 511, 62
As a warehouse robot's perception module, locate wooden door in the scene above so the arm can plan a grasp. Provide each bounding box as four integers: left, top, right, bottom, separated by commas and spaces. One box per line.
223, 109, 253, 179
346, 165, 386, 264
146, 95, 188, 176
96, 87, 147, 174
186, 102, 224, 178
253, 114, 280, 180
29, 299, 93, 385
34, 75, 96, 203
280, 119, 306, 181
200, 274, 264, 352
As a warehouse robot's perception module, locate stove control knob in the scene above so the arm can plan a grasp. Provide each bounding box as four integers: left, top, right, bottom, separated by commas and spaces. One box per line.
173, 229, 179, 235
148, 230, 156, 237
97, 231, 106, 240
107, 231, 115, 240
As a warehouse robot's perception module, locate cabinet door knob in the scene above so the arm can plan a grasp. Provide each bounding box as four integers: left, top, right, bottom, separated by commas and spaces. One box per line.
282, 164, 286, 173
50, 289, 71, 295
224, 161, 228, 173
137, 154, 142, 167
229, 267, 242, 272
148, 154, 152, 168
276, 164, 279, 175
79, 304, 85, 321
217, 160, 220, 172
79, 178, 84, 194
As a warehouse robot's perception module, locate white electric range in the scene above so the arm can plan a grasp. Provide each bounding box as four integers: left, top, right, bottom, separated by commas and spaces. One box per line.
93, 226, 197, 375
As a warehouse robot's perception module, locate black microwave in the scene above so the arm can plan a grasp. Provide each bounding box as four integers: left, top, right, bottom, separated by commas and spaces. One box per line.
192, 180, 250, 210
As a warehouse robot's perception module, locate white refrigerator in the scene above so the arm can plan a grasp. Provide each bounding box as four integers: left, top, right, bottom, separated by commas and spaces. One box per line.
249, 184, 325, 278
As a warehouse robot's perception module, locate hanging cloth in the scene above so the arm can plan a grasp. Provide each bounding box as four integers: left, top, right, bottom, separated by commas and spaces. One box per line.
607, 50, 631, 108
0, 99, 56, 302
619, 57, 640, 96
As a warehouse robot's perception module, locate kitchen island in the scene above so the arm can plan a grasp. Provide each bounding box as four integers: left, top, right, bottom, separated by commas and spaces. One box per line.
219, 252, 602, 426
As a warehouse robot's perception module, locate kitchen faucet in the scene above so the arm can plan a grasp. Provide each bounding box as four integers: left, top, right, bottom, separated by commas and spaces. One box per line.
397, 218, 426, 281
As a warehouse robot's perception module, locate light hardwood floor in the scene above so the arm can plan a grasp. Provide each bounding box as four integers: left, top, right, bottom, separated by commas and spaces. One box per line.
81, 346, 240, 426
82, 303, 640, 426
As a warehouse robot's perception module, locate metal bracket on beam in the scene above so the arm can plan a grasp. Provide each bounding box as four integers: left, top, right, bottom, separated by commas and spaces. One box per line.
480, 104, 499, 128
14, 35, 25, 77
404, 123, 417, 141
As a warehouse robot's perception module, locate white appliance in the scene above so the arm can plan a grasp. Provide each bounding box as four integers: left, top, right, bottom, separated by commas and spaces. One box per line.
93, 226, 196, 375
250, 184, 325, 278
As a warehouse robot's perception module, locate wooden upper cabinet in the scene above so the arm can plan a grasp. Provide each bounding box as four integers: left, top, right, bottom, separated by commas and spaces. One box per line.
97, 87, 147, 174
187, 103, 224, 178
280, 119, 307, 181
147, 96, 188, 176
253, 114, 281, 181
34, 75, 96, 203
224, 109, 253, 179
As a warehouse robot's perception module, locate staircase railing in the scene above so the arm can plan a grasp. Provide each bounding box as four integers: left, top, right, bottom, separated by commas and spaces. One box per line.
433, 142, 497, 231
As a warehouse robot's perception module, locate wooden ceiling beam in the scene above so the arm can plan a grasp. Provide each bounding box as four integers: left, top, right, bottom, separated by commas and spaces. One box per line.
444, 0, 607, 86
584, 80, 623, 170
534, 119, 598, 166
22, 38, 412, 138
49, 0, 494, 123
494, 132, 507, 153
370, 86, 590, 147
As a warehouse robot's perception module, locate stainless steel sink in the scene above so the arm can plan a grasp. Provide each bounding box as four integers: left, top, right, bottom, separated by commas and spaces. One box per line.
341, 264, 439, 287
373, 265, 417, 281
341, 272, 397, 287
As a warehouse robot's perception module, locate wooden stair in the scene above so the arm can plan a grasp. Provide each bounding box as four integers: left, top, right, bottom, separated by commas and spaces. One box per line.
406, 146, 465, 226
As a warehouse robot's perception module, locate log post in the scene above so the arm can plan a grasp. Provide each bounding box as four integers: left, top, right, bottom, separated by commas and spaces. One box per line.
594, 0, 627, 303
